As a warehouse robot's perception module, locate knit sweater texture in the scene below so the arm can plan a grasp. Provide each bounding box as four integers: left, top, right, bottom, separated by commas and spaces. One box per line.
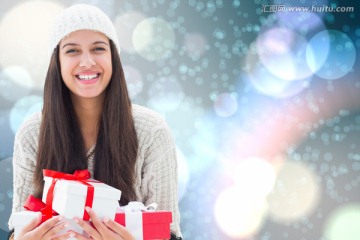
8, 104, 182, 237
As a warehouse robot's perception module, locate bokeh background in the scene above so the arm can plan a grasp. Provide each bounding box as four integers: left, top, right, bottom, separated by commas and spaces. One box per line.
0, 0, 359, 239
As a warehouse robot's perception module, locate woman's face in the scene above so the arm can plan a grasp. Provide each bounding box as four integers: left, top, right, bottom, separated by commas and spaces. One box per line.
59, 30, 112, 101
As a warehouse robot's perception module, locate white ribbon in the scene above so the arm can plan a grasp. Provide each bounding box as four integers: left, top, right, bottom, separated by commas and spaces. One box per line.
121, 201, 158, 212
119, 202, 157, 240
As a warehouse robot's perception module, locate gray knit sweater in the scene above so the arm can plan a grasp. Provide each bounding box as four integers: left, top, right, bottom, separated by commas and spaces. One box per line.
8, 104, 182, 237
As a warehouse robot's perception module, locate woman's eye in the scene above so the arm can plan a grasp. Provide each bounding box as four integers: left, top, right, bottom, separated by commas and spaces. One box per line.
93, 47, 105, 52
65, 49, 78, 54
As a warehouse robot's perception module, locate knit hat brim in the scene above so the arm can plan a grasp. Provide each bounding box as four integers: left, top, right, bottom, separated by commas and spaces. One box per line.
49, 4, 120, 54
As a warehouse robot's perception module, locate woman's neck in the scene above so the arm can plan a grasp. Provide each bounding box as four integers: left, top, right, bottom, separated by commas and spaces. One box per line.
71, 95, 104, 151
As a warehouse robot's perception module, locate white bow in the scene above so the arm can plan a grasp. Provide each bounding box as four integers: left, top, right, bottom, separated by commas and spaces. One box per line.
118, 201, 158, 240
120, 201, 157, 213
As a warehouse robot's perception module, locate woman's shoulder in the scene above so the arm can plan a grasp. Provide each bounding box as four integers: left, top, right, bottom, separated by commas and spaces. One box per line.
15, 111, 42, 141
132, 104, 167, 127
131, 104, 173, 140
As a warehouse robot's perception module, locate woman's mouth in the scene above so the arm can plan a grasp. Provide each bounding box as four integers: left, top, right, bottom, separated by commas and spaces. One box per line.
76, 73, 101, 81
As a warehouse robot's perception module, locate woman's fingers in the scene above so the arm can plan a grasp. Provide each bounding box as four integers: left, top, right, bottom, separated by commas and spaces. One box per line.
19, 214, 64, 238
63, 207, 133, 240
84, 206, 108, 234
64, 231, 92, 240
73, 216, 101, 239
51, 235, 66, 240
19, 212, 42, 235
52, 231, 90, 240
35, 215, 65, 237
41, 220, 68, 239
84, 207, 129, 239
50, 231, 76, 240
103, 218, 135, 240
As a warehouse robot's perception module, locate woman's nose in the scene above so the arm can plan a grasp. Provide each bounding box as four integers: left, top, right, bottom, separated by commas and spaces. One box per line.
79, 52, 96, 68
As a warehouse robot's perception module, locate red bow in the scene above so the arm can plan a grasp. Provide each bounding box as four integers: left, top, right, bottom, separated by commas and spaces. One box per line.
24, 195, 58, 223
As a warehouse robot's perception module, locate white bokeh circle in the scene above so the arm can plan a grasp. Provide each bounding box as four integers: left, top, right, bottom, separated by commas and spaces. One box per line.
132, 17, 175, 61
0, 1, 65, 89
0, 66, 33, 102
267, 161, 321, 223
323, 203, 360, 240
10, 95, 43, 133
311, 30, 356, 80
245, 43, 310, 98
232, 157, 276, 197
256, 27, 312, 81
214, 92, 238, 117
214, 186, 268, 238
114, 11, 147, 53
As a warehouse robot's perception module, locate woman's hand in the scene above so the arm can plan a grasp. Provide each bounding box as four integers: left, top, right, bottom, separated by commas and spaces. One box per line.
63, 207, 135, 240
17, 213, 69, 240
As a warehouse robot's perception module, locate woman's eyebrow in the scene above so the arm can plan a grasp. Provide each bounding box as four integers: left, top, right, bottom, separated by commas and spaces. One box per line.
61, 41, 108, 49
93, 41, 109, 45
62, 43, 78, 49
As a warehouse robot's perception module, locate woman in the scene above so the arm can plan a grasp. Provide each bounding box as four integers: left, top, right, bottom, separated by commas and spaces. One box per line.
8, 4, 182, 240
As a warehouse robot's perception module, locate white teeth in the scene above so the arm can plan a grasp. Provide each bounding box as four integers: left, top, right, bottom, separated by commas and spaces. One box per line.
78, 74, 98, 80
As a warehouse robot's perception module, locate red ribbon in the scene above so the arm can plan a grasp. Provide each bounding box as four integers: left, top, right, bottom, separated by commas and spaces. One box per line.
24, 194, 58, 223
42, 169, 95, 221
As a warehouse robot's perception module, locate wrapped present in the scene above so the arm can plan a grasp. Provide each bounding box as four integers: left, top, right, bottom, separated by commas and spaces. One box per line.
42, 169, 121, 221
114, 202, 172, 240
11, 211, 88, 240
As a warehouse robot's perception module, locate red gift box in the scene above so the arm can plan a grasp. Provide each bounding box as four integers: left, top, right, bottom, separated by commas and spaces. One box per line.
114, 210, 172, 240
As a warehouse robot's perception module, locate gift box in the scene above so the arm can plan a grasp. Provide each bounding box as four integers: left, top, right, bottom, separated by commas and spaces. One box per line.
11, 211, 88, 240
42, 169, 121, 221
114, 202, 172, 240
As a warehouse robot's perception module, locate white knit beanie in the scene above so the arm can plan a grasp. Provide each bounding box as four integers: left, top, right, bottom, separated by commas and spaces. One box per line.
49, 4, 120, 53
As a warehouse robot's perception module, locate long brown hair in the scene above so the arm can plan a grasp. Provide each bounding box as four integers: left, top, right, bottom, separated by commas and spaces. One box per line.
34, 40, 138, 205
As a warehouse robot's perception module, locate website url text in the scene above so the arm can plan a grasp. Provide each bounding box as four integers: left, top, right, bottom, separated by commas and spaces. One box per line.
261, 5, 354, 13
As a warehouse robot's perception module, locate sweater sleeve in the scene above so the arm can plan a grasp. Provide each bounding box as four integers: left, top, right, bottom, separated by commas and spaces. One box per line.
139, 117, 182, 238
8, 113, 40, 230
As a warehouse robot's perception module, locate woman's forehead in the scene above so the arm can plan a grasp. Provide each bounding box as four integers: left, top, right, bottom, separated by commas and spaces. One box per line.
60, 30, 109, 46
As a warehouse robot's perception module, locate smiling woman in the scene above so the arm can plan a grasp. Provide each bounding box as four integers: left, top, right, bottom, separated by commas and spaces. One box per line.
59, 31, 113, 103
7, 4, 182, 240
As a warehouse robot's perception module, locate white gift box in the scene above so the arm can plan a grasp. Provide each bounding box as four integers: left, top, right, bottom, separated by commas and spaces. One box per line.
42, 176, 121, 220
11, 211, 87, 240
